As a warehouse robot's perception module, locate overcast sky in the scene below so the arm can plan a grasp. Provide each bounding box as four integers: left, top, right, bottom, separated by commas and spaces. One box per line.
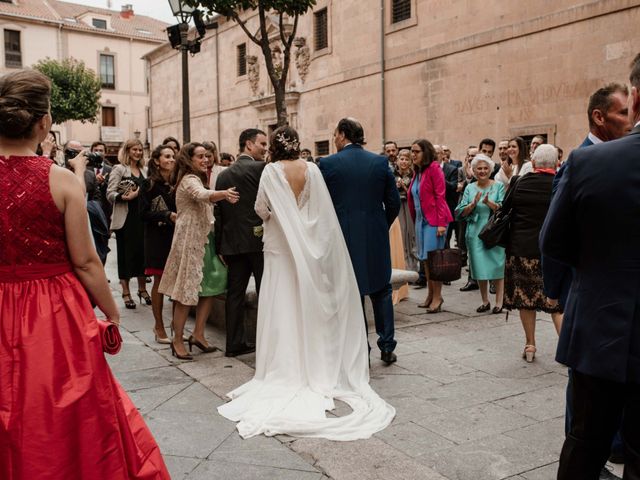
75, 0, 179, 24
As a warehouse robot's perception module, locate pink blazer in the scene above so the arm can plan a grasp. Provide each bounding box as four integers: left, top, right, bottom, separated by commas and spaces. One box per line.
407, 162, 453, 227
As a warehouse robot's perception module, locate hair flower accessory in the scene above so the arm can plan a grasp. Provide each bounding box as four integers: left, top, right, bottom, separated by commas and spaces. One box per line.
275, 132, 300, 152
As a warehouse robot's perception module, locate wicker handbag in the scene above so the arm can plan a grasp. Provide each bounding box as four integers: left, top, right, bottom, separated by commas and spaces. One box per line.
427, 248, 462, 282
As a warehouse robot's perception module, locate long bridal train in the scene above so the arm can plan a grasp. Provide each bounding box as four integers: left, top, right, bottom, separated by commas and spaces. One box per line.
217, 162, 395, 441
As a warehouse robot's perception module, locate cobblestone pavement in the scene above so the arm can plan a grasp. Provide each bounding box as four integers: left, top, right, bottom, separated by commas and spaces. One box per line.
104, 245, 623, 479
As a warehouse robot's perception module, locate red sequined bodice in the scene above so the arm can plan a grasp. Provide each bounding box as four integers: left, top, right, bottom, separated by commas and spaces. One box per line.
0, 155, 70, 265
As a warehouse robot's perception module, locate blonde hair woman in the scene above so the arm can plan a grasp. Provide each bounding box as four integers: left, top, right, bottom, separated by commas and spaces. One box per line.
106, 138, 151, 309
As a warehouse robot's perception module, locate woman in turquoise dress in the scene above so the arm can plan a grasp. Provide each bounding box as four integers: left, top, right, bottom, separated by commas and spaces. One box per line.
456, 154, 506, 313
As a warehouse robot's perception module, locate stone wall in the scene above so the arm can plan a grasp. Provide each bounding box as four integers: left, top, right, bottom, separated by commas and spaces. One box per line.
147, 0, 640, 158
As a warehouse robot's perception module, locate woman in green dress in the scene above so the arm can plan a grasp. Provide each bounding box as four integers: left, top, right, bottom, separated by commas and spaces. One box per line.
456, 154, 506, 313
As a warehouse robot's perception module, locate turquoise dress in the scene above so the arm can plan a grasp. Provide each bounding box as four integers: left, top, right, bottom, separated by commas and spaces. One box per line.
455, 182, 506, 280
411, 173, 446, 261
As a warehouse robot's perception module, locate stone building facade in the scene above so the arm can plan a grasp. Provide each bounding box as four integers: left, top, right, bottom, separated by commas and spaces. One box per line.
145, 0, 640, 158
0, 0, 167, 157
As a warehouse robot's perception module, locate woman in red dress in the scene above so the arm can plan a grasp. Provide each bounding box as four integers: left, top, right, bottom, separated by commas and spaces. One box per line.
0, 71, 170, 479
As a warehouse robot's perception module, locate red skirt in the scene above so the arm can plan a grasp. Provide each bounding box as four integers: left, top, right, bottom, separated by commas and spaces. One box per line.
0, 267, 170, 480
145, 268, 164, 276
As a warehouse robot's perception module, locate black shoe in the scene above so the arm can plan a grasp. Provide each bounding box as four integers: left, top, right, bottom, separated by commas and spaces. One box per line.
225, 346, 256, 357
459, 281, 479, 292
381, 351, 397, 365
476, 302, 491, 313
599, 466, 622, 480
443, 281, 451, 286
413, 279, 427, 289
608, 452, 625, 464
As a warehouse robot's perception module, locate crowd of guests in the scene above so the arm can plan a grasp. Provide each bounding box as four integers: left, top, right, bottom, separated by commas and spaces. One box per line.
386, 133, 564, 363
13, 53, 639, 477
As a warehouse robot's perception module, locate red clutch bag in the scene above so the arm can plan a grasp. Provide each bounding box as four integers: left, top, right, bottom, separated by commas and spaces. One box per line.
98, 320, 122, 355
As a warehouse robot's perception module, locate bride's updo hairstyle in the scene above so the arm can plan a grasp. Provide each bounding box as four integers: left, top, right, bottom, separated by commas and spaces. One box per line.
0, 69, 51, 139
269, 126, 301, 161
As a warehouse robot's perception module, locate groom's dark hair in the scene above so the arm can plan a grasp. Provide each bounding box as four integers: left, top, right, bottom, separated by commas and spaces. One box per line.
239, 128, 266, 152
336, 118, 365, 145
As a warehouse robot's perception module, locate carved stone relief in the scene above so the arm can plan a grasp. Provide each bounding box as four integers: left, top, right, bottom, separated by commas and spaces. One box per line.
247, 55, 260, 96
293, 37, 310, 83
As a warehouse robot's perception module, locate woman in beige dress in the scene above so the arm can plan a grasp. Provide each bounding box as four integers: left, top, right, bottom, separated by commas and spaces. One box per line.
159, 142, 239, 360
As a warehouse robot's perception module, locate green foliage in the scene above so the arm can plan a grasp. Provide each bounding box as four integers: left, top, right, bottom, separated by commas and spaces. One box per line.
185, 0, 316, 17
33, 58, 102, 125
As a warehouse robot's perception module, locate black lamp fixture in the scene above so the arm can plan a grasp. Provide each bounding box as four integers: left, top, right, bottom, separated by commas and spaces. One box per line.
168, 0, 196, 24
167, 0, 200, 143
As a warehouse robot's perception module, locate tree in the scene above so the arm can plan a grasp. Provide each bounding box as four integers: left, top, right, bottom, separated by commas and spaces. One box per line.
33, 58, 102, 125
186, 0, 316, 126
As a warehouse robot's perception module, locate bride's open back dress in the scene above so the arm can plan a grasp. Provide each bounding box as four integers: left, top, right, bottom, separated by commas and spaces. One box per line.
217, 161, 395, 441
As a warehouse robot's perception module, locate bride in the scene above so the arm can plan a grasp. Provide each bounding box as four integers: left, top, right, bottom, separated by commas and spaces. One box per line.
217, 126, 395, 441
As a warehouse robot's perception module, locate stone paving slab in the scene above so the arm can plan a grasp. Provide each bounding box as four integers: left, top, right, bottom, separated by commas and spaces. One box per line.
103, 238, 626, 479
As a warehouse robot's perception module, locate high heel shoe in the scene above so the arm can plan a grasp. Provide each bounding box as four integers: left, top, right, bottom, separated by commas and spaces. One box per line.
122, 293, 136, 309
170, 342, 193, 360
137, 290, 152, 305
170, 323, 189, 342
426, 299, 444, 314
188, 336, 218, 353
154, 328, 171, 345
418, 297, 433, 308
523, 345, 536, 363
476, 302, 491, 313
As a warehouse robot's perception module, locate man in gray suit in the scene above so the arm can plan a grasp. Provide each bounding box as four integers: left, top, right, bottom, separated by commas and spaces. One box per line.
215, 128, 267, 357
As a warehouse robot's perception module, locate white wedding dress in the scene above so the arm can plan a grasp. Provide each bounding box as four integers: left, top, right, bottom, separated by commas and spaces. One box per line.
217, 161, 395, 441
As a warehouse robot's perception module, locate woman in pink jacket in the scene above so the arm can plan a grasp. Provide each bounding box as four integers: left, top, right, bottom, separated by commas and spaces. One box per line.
407, 139, 453, 312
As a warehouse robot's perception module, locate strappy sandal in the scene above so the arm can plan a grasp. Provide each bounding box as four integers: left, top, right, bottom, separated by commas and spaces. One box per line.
122, 293, 136, 309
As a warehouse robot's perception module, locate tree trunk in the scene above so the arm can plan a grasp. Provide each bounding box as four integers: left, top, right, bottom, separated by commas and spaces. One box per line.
274, 79, 288, 126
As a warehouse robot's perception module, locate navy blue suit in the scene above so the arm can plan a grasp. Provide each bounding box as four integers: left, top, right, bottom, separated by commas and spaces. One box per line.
320, 144, 401, 353
540, 127, 640, 477
540, 136, 593, 308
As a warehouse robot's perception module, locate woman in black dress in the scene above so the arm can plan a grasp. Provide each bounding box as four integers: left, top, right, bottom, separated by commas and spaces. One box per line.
106, 138, 150, 309
503, 144, 563, 362
140, 145, 177, 343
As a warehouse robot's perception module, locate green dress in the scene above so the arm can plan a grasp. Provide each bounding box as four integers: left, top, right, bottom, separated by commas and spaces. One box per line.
455, 182, 506, 280
200, 231, 227, 297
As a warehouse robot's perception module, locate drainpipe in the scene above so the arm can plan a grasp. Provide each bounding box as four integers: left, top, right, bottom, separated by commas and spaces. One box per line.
380, 0, 386, 146
213, 22, 221, 149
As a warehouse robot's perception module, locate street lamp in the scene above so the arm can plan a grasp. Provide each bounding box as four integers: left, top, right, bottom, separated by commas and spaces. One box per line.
168, 0, 196, 24
167, 0, 197, 143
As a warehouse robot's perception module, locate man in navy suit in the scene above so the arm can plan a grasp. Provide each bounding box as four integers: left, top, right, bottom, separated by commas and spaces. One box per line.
542, 83, 630, 478
320, 118, 401, 365
540, 55, 640, 479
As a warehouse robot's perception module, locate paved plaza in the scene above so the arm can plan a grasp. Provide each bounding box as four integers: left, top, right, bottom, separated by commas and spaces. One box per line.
104, 245, 623, 480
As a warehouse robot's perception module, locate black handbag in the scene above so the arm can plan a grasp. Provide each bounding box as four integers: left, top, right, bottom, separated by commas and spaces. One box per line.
427, 248, 462, 282
478, 175, 522, 249
478, 209, 511, 249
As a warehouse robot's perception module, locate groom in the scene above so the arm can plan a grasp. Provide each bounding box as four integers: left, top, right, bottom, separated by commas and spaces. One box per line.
320, 118, 401, 364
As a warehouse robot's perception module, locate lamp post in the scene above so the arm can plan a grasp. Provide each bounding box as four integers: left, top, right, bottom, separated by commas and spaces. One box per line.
168, 0, 196, 143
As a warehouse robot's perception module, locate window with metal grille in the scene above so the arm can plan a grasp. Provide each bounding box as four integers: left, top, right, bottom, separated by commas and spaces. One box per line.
92, 18, 107, 29
391, 0, 411, 24
99, 54, 115, 89
315, 140, 330, 157
314, 8, 328, 51
101, 106, 116, 127
4, 29, 21, 68
237, 43, 247, 76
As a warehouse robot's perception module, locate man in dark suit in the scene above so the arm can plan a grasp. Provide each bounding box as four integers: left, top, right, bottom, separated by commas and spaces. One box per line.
542, 82, 631, 477
442, 145, 462, 169
540, 55, 640, 479
435, 145, 459, 249
215, 128, 267, 357
320, 118, 401, 365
